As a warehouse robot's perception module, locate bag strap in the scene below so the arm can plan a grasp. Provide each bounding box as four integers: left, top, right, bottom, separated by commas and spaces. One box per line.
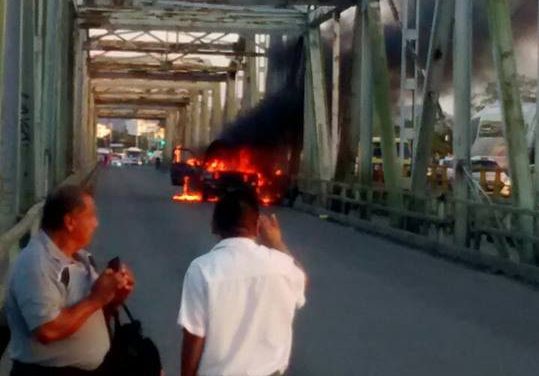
121, 304, 135, 322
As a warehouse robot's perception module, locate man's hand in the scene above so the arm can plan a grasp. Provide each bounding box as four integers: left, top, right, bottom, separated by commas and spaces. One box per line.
109, 265, 135, 307
258, 214, 289, 253
89, 269, 125, 306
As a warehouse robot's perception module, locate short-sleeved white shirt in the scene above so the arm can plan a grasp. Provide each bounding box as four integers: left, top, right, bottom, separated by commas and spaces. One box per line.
178, 237, 306, 376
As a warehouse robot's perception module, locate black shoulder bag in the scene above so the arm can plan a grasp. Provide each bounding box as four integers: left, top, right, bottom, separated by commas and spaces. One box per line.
104, 304, 162, 376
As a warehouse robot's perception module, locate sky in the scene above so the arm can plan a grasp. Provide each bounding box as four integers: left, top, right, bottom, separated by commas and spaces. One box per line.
334, 0, 538, 115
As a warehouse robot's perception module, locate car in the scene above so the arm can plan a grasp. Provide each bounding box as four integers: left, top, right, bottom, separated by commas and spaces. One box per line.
200, 170, 258, 201
110, 153, 123, 167
435, 157, 511, 195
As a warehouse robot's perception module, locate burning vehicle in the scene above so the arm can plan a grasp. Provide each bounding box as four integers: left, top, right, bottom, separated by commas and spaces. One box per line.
172, 37, 305, 205
172, 143, 291, 205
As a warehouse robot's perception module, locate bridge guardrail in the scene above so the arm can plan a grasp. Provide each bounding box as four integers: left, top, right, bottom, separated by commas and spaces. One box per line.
296, 176, 539, 277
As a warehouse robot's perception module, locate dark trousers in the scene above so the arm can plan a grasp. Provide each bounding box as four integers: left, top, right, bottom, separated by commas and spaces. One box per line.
11, 360, 108, 376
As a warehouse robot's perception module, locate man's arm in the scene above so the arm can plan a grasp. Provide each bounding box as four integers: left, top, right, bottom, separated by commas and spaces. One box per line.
33, 269, 121, 344
34, 295, 105, 344
181, 328, 205, 376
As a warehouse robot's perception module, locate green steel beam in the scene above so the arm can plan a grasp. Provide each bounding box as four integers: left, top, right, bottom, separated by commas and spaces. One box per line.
42, 0, 59, 191
359, 0, 373, 189
486, 0, 536, 263
19, 0, 36, 213
0, 0, 21, 233
306, 26, 332, 181
410, 0, 454, 197
453, 0, 472, 246
335, 2, 361, 182
367, 0, 401, 216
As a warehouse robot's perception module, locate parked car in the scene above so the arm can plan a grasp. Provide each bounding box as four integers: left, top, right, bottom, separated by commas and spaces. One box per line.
434, 156, 511, 195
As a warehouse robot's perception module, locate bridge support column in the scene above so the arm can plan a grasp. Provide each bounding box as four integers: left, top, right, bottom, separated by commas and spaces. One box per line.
164, 110, 180, 166
536, 0, 539, 201
224, 70, 238, 125
41, 0, 61, 190
184, 103, 193, 149
241, 33, 258, 112
302, 26, 331, 183
336, 2, 372, 184
175, 106, 187, 148
410, 0, 454, 199
0, 0, 21, 233
73, 24, 85, 176
190, 92, 201, 149
330, 13, 341, 179
367, 0, 402, 218
54, 1, 74, 184
453, 0, 472, 247
487, 0, 536, 263
359, 0, 374, 190
200, 89, 210, 147
265, 34, 286, 96
19, 0, 36, 213
80, 68, 92, 173
87, 90, 97, 168
210, 83, 223, 141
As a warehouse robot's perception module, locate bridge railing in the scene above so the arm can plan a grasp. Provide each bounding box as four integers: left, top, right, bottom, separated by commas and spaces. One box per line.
296, 176, 539, 276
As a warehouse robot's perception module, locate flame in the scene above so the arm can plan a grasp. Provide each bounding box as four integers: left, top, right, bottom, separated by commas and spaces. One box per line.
204, 149, 287, 206
172, 176, 202, 203
186, 158, 199, 167
260, 196, 273, 206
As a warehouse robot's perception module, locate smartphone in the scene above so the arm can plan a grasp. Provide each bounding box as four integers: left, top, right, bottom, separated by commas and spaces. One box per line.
107, 256, 121, 272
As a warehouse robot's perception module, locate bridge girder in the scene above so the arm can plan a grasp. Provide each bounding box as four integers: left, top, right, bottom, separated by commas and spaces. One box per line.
84, 39, 265, 57
76, 0, 354, 32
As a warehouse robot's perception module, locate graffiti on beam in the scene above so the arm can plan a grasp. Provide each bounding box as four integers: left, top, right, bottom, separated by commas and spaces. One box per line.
20, 93, 31, 146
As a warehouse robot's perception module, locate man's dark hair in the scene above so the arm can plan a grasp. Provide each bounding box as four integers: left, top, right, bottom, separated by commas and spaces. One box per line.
212, 189, 260, 238
41, 185, 91, 233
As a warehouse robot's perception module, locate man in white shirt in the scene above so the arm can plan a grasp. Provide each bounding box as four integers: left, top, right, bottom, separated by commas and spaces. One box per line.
178, 189, 306, 376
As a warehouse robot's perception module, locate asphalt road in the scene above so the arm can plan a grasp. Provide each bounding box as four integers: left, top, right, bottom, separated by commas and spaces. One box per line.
3, 165, 539, 375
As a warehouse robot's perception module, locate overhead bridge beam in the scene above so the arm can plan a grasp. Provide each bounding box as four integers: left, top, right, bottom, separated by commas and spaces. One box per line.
94, 97, 190, 106
89, 71, 228, 82
96, 107, 170, 120
84, 39, 265, 57
91, 78, 216, 91
78, 0, 351, 6
124, 1, 351, 5
77, 6, 307, 32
